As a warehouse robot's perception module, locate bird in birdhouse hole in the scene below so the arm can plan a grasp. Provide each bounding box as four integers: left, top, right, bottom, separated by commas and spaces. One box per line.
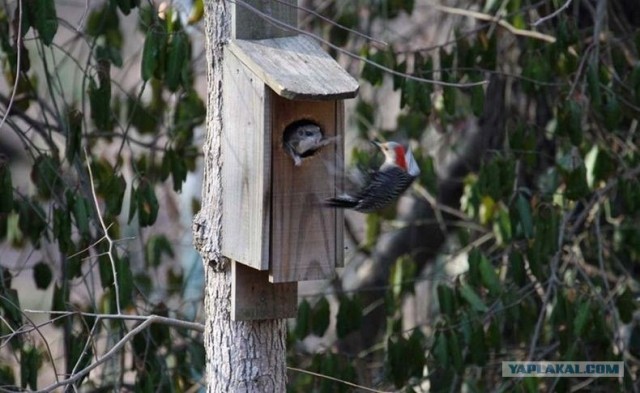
325, 140, 420, 213
283, 120, 338, 166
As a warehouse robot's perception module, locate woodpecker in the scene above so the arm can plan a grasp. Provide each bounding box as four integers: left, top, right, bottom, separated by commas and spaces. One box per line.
283, 120, 337, 166
325, 140, 420, 213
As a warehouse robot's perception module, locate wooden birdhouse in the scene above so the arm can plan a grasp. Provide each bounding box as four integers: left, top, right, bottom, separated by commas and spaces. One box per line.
221, 34, 358, 319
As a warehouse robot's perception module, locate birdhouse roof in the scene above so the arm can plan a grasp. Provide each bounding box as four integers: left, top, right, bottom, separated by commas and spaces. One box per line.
228, 35, 359, 101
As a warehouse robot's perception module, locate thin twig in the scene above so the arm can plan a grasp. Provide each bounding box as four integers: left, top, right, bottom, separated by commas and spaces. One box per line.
430, 3, 557, 43
271, 0, 388, 46
31, 315, 201, 393
233, 0, 487, 88
287, 366, 394, 393
84, 150, 122, 315
0, 0, 23, 130
531, 0, 573, 27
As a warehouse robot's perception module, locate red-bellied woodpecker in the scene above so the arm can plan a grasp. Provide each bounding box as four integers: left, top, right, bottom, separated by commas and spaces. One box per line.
325, 140, 421, 213
283, 120, 338, 166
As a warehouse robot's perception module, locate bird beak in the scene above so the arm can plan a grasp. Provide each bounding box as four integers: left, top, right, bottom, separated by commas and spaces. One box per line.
371, 139, 382, 149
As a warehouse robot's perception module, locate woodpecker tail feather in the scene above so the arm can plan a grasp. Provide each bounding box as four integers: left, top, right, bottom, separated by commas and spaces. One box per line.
324, 195, 359, 209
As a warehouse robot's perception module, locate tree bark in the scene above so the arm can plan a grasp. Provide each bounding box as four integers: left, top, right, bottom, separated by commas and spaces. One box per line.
194, 1, 288, 391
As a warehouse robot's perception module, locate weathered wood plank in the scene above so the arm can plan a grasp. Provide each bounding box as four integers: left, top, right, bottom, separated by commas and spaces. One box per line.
229, 35, 359, 101
335, 100, 345, 268
270, 94, 344, 282
221, 51, 271, 270
232, 260, 297, 320
231, 0, 297, 40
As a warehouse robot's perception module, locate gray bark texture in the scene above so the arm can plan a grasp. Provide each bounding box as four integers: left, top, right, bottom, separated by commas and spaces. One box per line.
193, 1, 288, 391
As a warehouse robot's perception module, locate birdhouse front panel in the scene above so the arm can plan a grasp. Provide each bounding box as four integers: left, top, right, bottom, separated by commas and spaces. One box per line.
221, 51, 271, 271
270, 94, 344, 283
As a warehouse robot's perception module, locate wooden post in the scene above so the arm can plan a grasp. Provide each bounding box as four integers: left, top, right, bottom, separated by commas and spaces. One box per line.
194, 1, 292, 391
196, 0, 357, 388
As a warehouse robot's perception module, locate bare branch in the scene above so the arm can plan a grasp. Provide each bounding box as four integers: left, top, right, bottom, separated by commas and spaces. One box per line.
531, 0, 573, 27
430, 3, 557, 43
233, 0, 488, 88
0, 0, 23, 130
84, 150, 122, 315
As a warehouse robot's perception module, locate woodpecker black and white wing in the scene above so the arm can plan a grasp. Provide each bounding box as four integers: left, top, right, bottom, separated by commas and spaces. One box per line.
352, 166, 416, 212
326, 166, 416, 213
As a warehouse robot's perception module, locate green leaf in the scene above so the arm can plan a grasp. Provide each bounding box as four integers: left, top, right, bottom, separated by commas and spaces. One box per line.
53, 207, 72, 254
447, 330, 464, 372
586, 63, 602, 109
17, 199, 47, 247
34, 0, 58, 46
495, 206, 511, 244
95, 45, 123, 68
117, 257, 133, 309
0, 364, 15, 387
336, 295, 362, 339
311, 297, 330, 337
468, 249, 481, 287
51, 282, 68, 326
478, 254, 501, 295
559, 100, 582, 146
68, 333, 91, 383
509, 252, 526, 287
604, 93, 621, 130
141, 25, 166, 81
32, 262, 52, 290
487, 318, 501, 351
88, 76, 112, 130
31, 155, 61, 199
573, 300, 591, 336
2, 288, 22, 328
460, 284, 488, 312
97, 242, 114, 289
136, 179, 159, 227
65, 109, 83, 163
616, 287, 636, 324
0, 165, 13, 213
516, 194, 533, 238
173, 90, 205, 147
437, 284, 456, 319
361, 48, 386, 86
443, 86, 456, 115
162, 149, 188, 192
20, 346, 40, 389
104, 175, 126, 217
406, 329, 426, 378
469, 320, 487, 366
71, 195, 91, 240
166, 31, 189, 91
146, 235, 174, 267
432, 331, 448, 367
387, 336, 409, 387
364, 212, 381, 251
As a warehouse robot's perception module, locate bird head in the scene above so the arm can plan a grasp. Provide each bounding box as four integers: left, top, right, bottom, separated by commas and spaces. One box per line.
372, 140, 421, 177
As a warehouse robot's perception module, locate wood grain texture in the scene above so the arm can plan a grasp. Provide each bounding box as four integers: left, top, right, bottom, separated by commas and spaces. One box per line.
231, 0, 297, 40
221, 51, 271, 270
231, 260, 297, 320
229, 35, 359, 101
270, 94, 344, 282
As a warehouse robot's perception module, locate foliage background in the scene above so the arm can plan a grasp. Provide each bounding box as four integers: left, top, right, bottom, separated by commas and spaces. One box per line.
0, 0, 639, 392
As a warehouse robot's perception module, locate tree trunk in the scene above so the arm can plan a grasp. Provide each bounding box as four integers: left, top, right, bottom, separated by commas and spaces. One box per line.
194, 1, 288, 391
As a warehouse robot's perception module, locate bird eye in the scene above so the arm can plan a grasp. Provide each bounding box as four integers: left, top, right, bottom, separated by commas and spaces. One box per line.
305, 131, 314, 136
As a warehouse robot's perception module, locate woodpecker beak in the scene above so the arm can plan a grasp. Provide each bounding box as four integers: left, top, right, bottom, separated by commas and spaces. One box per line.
371, 139, 383, 150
